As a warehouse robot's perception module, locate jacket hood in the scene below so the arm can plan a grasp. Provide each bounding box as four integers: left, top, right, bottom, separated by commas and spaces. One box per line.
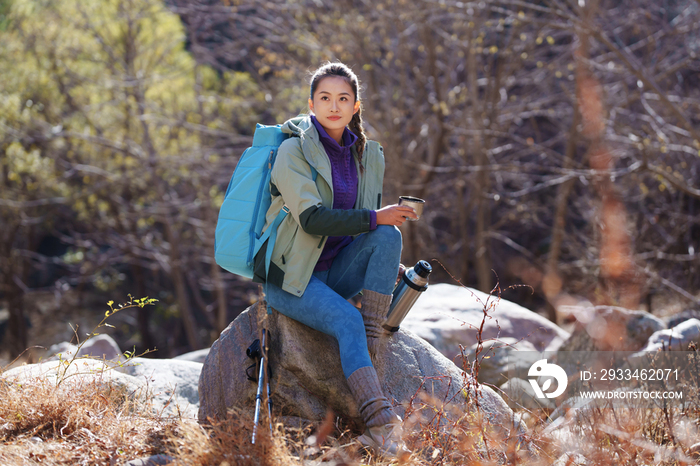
281, 114, 315, 138
280, 114, 328, 168
280, 113, 366, 171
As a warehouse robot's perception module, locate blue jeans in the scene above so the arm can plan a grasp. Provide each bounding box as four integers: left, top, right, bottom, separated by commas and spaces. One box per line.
265, 225, 402, 378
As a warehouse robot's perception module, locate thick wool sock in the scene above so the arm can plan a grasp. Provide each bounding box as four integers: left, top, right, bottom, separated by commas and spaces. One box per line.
347, 366, 398, 428
360, 289, 392, 358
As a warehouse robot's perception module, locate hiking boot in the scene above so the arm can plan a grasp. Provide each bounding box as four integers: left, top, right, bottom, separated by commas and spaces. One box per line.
357, 418, 411, 459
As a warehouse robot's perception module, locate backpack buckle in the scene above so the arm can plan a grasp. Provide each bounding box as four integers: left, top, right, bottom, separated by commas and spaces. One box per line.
282, 205, 290, 214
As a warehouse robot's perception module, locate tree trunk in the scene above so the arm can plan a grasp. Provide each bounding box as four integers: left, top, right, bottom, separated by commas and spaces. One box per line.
576, 0, 639, 308
212, 260, 228, 333
466, 22, 492, 292
4, 256, 27, 358
474, 189, 492, 292
6, 280, 27, 359
543, 111, 580, 321
132, 264, 155, 355
164, 220, 203, 350
457, 178, 471, 281
0, 222, 27, 358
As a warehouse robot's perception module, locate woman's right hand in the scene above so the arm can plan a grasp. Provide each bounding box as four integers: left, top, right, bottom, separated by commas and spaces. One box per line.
376, 204, 418, 226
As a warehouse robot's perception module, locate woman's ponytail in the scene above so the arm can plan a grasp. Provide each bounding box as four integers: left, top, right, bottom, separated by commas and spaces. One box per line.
349, 106, 367, 173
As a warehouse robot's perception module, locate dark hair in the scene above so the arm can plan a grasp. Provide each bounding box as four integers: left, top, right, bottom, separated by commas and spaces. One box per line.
309, 62, 367, 169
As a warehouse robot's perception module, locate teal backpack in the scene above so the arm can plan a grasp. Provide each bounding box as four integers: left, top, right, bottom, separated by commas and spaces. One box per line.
215, 124, 291, 279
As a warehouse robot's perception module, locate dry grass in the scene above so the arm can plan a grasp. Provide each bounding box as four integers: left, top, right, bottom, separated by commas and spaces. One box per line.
2, 293, 699, 465
0, 374, 175, 465
525, 402, 700, 465
1, 364, 700, 466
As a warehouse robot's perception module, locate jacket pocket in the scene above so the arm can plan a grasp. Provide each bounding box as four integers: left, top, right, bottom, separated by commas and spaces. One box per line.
275, 222, 298, 264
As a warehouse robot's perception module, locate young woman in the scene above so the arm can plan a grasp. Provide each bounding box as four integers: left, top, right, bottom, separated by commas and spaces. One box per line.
252, 62, 416, 457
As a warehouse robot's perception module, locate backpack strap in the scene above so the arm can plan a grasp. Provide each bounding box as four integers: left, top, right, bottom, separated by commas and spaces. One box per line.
257, 205, 289, 280
262, 206, 288, 315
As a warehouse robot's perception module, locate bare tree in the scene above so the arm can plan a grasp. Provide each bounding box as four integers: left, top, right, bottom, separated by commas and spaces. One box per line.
1, 0, 266, 356
164, 0, 700, 315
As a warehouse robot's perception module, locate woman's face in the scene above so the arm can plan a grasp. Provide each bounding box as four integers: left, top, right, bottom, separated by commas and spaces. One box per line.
309, 76, 360, 143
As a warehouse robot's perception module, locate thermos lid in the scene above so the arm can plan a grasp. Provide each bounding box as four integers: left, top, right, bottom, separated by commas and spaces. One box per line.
414, 260, 432, 278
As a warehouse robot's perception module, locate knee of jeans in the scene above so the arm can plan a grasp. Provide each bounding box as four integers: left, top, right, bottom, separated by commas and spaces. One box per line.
375, 225, 402, 246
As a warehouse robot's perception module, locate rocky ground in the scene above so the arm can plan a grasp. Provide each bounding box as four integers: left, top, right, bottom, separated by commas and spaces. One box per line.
3, 283, 700, 464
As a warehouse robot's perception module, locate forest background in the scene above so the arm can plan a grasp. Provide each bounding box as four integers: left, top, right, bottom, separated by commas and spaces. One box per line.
1, 0, 699, 362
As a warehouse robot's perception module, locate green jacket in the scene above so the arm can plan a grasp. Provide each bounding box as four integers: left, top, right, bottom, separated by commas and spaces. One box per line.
253, 115, 385, 296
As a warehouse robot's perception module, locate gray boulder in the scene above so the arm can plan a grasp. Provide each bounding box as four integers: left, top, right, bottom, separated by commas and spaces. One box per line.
199, 303, 525, 442
3, 357, 128, 385
46, 341, 78, 359
635, 318, 700, 353
47, 334, 122, 361
558, 306, 665, 352
499, 377, 556, 411
665, 308, 700, 329
690, 442, 700, 459
174, 348, 210, 364
124, 454, 175, 466
553, 452, 590, 466
468, 337, 540, 386
114, 357, 202, 418
2, 356, 201, 418
400, 284, 570, 360
2, 358, 150, 407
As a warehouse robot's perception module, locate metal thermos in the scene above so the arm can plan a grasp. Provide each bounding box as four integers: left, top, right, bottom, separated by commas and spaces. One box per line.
383, 260, 432, 332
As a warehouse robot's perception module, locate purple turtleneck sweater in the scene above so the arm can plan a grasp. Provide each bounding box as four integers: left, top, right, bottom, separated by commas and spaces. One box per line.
311, 116, 377, 272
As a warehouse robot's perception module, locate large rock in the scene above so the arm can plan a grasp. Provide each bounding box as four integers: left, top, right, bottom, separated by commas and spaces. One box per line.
558, 306, 665, 352
174, 348, 210, 364
124, 455, 175, 466
664, 308, 700, 329
468, 337, 540, 386
499, 377, 556, 411
114, 357, 202, 418
553, 452, 590, 466
2, 356, 201, 418
635, 318, 700, 353
199, 303, 525, 442
3, 357, 128, 385
400, 284, 570, 359
627, 318, 700, 369
46, 334, 123, 361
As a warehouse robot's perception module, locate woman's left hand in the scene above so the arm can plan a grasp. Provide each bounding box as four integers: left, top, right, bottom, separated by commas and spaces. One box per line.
376, 204, 417, 226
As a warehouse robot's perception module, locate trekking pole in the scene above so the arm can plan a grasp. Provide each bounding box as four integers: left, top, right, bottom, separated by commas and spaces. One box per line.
252, 328, 267, 444
264, 330, 273, 436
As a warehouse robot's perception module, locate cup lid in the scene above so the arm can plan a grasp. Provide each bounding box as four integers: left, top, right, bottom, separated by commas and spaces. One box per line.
414, 260, 432, 277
